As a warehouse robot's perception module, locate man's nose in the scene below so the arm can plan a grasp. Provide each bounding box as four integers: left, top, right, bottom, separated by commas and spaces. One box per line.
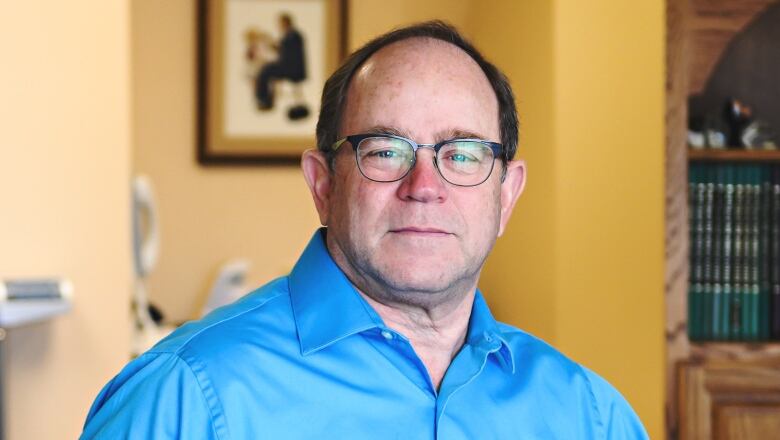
396, 148, 448, 203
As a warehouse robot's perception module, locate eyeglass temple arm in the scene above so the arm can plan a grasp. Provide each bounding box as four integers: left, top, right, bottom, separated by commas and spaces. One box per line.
331, 138, 348, 151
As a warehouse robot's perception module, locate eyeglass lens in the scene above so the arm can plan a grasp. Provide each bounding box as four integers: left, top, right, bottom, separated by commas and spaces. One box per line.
356, 137, 495, 186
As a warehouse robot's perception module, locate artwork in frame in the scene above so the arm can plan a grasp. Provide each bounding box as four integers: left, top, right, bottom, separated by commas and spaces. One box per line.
197, 0, 347, 164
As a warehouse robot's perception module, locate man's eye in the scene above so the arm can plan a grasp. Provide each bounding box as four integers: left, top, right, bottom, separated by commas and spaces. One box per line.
445, 152, 477, 162
371, 149, 398, 159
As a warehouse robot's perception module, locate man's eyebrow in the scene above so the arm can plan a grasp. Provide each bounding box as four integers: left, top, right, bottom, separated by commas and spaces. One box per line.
363, 126, 411, 138
437, 129, 490, 140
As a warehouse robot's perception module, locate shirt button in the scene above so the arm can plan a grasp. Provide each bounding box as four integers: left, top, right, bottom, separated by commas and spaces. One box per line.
381, 330, 393, 340
483, 332, 493, 342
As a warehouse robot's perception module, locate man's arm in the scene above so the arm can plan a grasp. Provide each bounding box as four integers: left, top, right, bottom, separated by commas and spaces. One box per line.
81, 352, 223, 439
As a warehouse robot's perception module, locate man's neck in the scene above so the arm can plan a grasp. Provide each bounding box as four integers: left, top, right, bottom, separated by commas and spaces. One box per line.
357, 289, 475, 391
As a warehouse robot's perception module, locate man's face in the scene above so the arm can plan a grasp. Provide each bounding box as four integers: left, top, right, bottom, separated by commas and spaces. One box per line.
306, 38, 525, 301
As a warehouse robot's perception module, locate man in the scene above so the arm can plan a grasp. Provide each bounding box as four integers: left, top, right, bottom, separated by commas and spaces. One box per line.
255, 13, 306, 110
82, 22, 648, 439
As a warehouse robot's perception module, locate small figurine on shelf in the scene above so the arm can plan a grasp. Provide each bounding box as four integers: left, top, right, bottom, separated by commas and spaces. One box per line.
723, 98, 778, 149
688, 94, 728, 149
688, 113, 728, 150
724, 98, 753, 147
688, 95, 778, 150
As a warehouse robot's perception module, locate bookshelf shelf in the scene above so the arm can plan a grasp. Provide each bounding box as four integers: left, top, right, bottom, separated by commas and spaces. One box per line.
688, 148, 780, 162
689, 342, 780, 361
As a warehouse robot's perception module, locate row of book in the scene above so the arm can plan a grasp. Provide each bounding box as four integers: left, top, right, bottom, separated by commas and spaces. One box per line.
688, 163, 780, 341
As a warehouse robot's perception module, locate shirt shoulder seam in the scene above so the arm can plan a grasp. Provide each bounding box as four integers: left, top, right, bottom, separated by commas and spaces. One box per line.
578, 363, 607, 439
174, 352, 229, 440
150, 289, 288, 356
495, 321, 525, 335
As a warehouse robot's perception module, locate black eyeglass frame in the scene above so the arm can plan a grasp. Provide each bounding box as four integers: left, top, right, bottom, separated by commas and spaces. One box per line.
331, 133, 504, 187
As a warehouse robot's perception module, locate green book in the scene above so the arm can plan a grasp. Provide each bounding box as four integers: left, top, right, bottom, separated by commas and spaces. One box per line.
738, 165, 750, 340
688, 164, 705, 341
703, 170, 716, 340
759, 165, 772, 340
720, 284, 732, 340
731, 283, 743, 340
723, 165, 736, 340
691, 284, 704, 341
712, 283, 723, 340
702, 282, 713, 340
714, 165, 728, 339
748, 166, 764, 340
751, 166, 761, 340
750, 284, 761, 341
739, 282, 748, 340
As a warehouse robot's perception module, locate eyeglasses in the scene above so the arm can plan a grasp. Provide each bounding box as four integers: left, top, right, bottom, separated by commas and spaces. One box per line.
331, 134, 503, 187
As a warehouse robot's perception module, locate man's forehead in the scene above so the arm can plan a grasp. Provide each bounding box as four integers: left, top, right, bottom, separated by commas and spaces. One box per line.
363, 125, 490, 142
341, 37, 499, 138
353, 37, 485, 83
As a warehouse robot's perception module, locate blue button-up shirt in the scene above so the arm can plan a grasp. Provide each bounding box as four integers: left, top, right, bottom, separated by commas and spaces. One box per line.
82, 230, 648, 439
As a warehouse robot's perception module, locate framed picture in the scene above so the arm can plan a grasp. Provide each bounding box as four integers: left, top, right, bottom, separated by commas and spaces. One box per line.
197, 0, 347, 164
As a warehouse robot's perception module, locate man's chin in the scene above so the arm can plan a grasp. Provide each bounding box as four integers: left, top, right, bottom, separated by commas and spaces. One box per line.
379, 237, 459, 263
371, 264, 468, 296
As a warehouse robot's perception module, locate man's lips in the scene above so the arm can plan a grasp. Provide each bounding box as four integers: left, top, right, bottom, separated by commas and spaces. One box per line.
389, 227, 452, 235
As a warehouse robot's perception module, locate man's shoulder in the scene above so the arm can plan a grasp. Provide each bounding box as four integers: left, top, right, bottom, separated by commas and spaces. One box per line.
495, 322, 649, 439
495, 322, 581, 370
151, 276, 294, 357
81, 277, 297, 438
495, 322, 621, 403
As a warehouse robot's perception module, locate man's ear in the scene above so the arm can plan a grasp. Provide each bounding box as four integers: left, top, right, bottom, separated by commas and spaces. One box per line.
301, 149, 333, 226
497, 160, 526, 237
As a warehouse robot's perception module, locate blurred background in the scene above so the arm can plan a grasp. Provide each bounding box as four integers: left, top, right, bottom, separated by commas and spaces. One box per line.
3, 0, 777, 439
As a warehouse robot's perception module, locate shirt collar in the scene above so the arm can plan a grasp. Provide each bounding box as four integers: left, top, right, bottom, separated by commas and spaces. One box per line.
467, 290, 516, 374
289, 228, 516, 374
289, 229, 384, 356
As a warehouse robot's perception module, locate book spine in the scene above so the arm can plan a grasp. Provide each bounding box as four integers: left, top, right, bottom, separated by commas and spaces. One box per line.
714, 165, 727, 339
703, 169, 716, 340
759, 165, 772, 340
723, 165, 738, 340
738, 165, 750, 341
689, 164, 704, 341
750, 165, 762, 341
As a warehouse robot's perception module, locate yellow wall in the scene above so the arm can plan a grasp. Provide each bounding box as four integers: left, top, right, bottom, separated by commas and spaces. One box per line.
475, 1, 666, 438
554, 2, 665, 438
0, 1, 132, 439
474, 0, 560, 342
349, 0, 473, 47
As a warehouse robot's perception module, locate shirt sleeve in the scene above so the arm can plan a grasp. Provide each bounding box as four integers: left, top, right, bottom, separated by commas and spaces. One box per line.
582, 367, 650, 440
80, 352, 222, 440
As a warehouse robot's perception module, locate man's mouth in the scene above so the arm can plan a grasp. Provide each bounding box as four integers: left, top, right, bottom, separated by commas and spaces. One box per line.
389, 227, 452, 236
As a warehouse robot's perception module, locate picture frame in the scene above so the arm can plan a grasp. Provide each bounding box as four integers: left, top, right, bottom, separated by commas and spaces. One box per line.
197, 0, 347, 164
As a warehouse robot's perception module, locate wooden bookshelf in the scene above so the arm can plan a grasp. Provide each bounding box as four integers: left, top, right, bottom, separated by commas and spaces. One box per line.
688, 148, 780, 162
667, 1, 780, 438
